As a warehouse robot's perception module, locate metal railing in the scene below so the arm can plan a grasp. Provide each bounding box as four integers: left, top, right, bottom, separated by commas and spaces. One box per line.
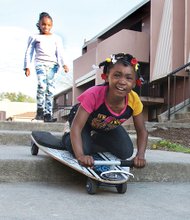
167, 62, 190, 120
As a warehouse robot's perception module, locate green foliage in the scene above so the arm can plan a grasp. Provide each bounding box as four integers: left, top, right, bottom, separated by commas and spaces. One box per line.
151, 140, 190, 153
0, 92, 35, 103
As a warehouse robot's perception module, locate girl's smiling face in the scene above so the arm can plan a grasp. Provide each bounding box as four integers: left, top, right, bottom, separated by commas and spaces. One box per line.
39, 17, 53, 35
107, 63, 136, 98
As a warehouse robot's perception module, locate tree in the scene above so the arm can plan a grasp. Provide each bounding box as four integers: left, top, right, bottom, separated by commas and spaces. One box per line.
0, 92, 35, 103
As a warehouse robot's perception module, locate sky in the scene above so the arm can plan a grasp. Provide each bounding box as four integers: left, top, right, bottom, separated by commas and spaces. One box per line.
0, 0, 144, 97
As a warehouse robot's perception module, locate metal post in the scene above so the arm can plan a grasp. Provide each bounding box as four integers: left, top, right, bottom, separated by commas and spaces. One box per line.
173, 75, 176, 112
189, 71, 190, 104
183, 76, 186, 106
167, 75, 171, 120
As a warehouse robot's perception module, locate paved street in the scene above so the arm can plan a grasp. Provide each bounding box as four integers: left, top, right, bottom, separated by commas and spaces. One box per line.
0, 182, 189, 220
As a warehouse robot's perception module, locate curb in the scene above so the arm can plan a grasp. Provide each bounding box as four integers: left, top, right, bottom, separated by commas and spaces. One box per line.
0, 146, 190, 183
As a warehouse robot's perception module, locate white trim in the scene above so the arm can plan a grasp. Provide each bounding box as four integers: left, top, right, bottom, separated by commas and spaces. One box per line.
186, 52, 190, 71
75, 70, 96, 87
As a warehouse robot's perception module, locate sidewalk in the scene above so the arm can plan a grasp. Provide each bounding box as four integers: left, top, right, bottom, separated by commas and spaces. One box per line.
0, 182, 189, 220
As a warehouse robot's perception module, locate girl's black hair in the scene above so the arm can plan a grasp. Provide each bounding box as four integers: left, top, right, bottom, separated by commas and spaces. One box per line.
36, 12, 53, 33
99, 53, 135, 74
98, 53, 142, 85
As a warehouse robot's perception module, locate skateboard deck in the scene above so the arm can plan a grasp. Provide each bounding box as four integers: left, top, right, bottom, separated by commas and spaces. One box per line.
31, 131, 134, 194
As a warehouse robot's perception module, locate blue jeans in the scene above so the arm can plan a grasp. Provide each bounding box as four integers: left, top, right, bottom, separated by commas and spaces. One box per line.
64, 124, 134, 160
35, 63, 58, 115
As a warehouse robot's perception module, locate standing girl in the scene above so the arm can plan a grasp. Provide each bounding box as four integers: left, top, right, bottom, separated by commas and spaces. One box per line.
63, 53, 148, 168
24, 12, 69, 122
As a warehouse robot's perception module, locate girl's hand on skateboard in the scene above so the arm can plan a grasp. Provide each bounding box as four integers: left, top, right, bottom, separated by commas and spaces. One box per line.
77, 155, 94, 167
133, 156, 146, 168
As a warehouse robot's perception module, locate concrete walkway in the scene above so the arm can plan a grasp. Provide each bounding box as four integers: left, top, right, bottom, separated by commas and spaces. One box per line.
0, 182, 189, 220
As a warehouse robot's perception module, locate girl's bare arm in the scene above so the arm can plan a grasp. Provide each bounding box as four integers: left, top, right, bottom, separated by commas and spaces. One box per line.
70, 105, 94, 167
133, 113, 148, 168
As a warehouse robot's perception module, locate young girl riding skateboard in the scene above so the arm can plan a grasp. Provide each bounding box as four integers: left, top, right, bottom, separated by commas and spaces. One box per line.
63, 53, 148, 168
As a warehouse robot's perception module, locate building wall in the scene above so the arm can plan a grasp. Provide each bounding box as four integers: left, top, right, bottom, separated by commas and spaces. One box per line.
150, 0, 165, 79
185, 0, 190, 63
54, 89, 72, 107
53, 88, 73, 122
73, 48, 97, 80
150, 0, 187, 81
74, 29, 149, 89
0, 100, 36, 120
83, 40, 99, 54
172, 0, 185, 72
95, 29, 149, 84
96, 29, 149, 63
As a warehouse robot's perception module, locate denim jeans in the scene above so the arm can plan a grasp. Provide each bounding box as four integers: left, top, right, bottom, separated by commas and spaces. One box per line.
64, 124, 134, 160
35, 63, 58, 115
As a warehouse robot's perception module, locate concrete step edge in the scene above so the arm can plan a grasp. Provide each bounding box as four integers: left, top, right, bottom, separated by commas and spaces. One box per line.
0, 146, 190, 183
0, 131, 161, 146
0, 121, 66, 132
1, 158, 189, 183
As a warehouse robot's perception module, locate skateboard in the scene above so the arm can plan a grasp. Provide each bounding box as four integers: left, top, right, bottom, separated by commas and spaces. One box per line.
31, 131, 134, 194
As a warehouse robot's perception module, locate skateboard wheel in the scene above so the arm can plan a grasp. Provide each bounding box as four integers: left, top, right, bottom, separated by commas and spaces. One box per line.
116, 182, 127, 194
31, 142, 39, 155
86, 178, 97, 195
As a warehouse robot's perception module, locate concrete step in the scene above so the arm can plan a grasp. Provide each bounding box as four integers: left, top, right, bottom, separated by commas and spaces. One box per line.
0, 129, 161, 147
0, 130, 63, 146
0, 121, 162, 146
0, 121, 65, 132
0, 121, 67, 146
145, 121, 190, 129
170, 118, 190, 123
1, 121, 190, 133
0, 145, 190, 183
175, 112, 190, 120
